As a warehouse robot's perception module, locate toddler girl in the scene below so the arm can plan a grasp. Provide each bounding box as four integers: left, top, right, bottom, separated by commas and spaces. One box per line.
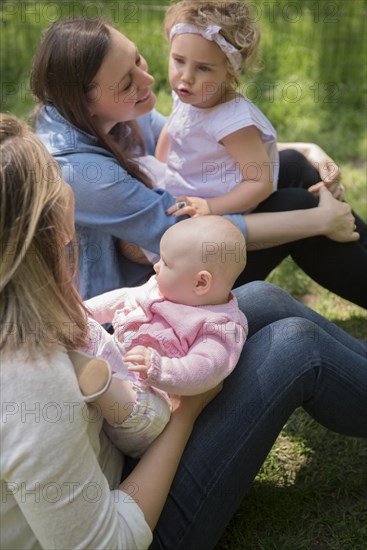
139, 0, 277, 220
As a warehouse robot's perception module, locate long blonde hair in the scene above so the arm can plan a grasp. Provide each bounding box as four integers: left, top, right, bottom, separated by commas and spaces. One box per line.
0, 114, 88, 355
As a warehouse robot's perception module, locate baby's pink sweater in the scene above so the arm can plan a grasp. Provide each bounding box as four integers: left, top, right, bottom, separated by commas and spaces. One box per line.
85, 276, 248, 395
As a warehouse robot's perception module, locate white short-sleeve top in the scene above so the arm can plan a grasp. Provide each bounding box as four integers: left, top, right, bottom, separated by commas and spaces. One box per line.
163, 93, 279, 203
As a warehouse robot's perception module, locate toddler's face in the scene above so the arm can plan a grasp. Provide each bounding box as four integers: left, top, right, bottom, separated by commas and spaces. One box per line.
169, 33, 232, 109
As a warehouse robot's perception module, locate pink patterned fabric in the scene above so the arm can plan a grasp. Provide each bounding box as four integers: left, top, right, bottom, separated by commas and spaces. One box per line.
85, 276, 248, 395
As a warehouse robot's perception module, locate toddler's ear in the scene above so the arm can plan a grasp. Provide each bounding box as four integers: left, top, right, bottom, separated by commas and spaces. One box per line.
194, 270, 212, 295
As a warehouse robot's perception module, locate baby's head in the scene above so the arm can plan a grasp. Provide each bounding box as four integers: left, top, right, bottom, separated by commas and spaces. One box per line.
154, 216, 246, 306
164, 0, 260, 87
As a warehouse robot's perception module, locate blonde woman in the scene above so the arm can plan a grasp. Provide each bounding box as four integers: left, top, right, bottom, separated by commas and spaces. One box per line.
0, 114, 220, 549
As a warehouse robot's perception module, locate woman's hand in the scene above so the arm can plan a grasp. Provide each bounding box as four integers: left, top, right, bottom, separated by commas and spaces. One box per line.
119, 382, 222, 530
166, 196, 211, 217
305, 143, 341, 184
118, 239, 151, 264
301, 143, 344, 198
170, 383, 223, 420
318, 185, 359, 242
308, 180, 345, 201
280, 141, 344, 198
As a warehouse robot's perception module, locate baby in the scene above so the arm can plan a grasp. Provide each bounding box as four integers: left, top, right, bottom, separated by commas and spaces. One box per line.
77, 216, 248, 457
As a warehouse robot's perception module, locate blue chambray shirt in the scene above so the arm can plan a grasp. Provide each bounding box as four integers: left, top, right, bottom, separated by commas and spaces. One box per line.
35, 106, 246, 299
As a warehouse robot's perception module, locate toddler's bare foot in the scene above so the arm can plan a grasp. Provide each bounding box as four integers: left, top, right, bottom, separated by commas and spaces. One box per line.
69, 351, 112, 402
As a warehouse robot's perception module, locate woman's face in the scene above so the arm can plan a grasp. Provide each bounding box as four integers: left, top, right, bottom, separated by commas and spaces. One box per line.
87, 27, 156, 133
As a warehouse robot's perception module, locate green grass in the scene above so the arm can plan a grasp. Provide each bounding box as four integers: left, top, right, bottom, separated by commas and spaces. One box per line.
217, 411, 367, 550
2, 1, 366, 548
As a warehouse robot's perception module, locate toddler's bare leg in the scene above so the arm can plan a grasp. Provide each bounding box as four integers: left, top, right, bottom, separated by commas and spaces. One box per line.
95, 376, 137, 425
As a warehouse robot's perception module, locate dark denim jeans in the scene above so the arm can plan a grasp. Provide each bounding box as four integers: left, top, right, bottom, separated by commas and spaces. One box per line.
148, 282, 367, 549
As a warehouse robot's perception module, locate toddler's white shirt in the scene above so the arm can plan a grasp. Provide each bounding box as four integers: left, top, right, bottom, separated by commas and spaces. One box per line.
162, 93, 279, 211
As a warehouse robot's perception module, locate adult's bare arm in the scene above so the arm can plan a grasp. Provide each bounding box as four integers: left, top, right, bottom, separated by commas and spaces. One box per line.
119, 385, 221, 530
245, 185, 358, 250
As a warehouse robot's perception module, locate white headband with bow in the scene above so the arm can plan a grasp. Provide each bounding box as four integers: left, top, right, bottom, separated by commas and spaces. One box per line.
169, 23, 242, 72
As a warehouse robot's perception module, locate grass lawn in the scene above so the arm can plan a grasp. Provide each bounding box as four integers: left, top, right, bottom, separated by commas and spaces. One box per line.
217, 410, 367, 549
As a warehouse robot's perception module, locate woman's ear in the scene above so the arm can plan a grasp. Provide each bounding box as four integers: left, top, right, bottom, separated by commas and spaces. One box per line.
87, 104, 95, 117
194, 270, 212, 295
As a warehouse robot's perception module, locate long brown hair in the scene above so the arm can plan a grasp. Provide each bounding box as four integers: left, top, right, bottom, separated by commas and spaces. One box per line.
0, 114, 88, 355
30, 17, 152, 188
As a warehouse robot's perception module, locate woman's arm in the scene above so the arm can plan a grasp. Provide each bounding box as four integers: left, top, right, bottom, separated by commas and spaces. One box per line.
64, 141, 354, 259
60, 153, 177, 256
118, 239, 152, 265
120, 386, 221, 530
245, 185, 358, 250
168, 186, 358, 250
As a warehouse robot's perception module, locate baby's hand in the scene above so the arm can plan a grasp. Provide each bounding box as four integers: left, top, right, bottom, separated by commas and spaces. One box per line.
125, 345, 152, 378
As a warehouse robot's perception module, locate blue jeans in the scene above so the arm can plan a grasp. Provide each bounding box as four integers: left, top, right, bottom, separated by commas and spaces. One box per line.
147, 282, 367, 549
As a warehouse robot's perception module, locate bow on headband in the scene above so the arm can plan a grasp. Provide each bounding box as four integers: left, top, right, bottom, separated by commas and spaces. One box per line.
169, 23, 242, 72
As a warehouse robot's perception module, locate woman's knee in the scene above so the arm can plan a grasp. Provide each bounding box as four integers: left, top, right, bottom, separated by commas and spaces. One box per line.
233, 282, 301, 336
258, 188, 318, 213
235, 317, 322, 401
278, 149, 320, 188
234, 281, 280, 311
